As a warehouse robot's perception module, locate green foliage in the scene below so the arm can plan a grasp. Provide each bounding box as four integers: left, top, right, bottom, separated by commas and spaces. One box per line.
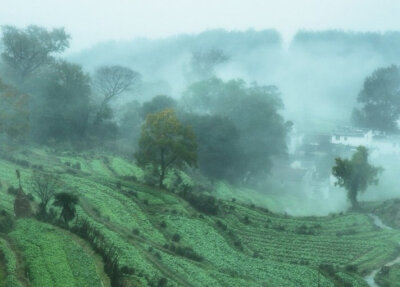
71, 218, 123, 287
141, 95, 177, 119
183, 77, 290, 182
352, 65, 400, 132
183, 114, 240, 181
188, 48, 229, 81
1, 148, 397, 287
135, 109, 197, 187
375, 263, 400, 287
53, 192, 79, 224
178, 190, 219, 215
35, 61, 91, 143
332, 146, 382, 208
0, 238, 22, 287
30, 171, 61, 215
10, 219, 102, 287
0, 79, 29, 140
1, 25, 70, 82
0, 210, 15, 233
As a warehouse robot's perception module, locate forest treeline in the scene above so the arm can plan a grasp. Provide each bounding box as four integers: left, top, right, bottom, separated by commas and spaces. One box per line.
1, 25, 400, 187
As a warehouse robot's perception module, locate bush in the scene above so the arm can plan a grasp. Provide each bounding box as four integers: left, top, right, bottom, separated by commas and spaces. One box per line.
0, 210, 15, 233
73, 162, 81, 170
216, 220, 227, 231
120, 266, 135, 275
7, 186, 19, 195
234, 240, 242, 250
159, 221, 167, 228
319, 264, 335, 276
345, 264, 358, 273
295, 224, 315, 235
158, 277, 168, 287
166, 244, 203, 262
273, 224, 285, 231
178, 190, 219, 215
171, 233, 181, 242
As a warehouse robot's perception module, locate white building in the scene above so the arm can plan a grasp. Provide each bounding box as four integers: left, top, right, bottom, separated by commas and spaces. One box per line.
331, 128, 400, 157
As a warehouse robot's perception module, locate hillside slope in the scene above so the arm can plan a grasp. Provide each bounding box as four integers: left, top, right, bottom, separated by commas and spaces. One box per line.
0, 147, 399, 286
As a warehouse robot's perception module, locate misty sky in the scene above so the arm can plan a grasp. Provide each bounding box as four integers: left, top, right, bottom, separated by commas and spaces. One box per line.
1, 0, 400, 52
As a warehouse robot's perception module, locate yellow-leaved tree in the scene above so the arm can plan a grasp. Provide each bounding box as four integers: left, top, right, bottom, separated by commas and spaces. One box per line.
135, 109, 197, 188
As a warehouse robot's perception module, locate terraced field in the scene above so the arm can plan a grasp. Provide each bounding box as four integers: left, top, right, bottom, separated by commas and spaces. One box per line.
0, 148, 400, 286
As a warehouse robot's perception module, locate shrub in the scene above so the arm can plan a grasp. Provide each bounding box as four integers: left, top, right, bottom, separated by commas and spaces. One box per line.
178, 190, 219, 215
166, 244, 203, 262
0, 210, 15, 233
273, 224, 285, 231
7, 186, 19, 195
158, 277, 168, 287
159, 221, 167, 228
216, 220, 227, 231
73, 162, 81, 170
295, 224, 315, 235
171, 233, 181, 242
120, 266, 135, 275
345, 264, 358, 273
234, 240, 242, 249
319, 264, 335, 276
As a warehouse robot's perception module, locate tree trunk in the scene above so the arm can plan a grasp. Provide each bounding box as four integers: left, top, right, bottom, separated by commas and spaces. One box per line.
349, 189, 359, 210
159, 149, 165, 188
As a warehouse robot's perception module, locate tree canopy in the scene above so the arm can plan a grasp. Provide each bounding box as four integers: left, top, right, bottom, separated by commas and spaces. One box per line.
183, 114, 240, 180
135, 109, 197, 188
183, 77, 290, 182
352, 65, 400, 132
1, 25, 70, 82
332, 146, 382, 208
53, 192, 79, 224
0, 79, 29, 140
189, 48, 229, 81
34, 61, 91, 142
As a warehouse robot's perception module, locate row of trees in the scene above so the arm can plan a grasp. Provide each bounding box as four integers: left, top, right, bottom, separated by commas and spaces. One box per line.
132, 77, 291, 186
0, 25, 291, 187
0, 25, 141, 145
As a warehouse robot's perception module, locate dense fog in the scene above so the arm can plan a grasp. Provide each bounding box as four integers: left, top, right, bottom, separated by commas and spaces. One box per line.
2, 26, 400, 215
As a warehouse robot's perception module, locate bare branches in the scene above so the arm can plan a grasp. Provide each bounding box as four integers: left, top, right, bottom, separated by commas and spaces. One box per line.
94, 65, 141, 103
30, 171, 61, 213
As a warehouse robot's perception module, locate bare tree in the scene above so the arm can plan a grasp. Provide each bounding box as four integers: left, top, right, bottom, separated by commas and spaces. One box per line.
93, 65, 141, 123
30, 171, 61, 214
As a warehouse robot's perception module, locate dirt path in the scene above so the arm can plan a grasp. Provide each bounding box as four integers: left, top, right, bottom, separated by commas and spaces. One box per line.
364, 214, 400, 287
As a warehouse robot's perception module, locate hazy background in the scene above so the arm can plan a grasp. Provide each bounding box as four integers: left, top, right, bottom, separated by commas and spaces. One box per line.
1, 0, 400, 52
2, 1, 400, 215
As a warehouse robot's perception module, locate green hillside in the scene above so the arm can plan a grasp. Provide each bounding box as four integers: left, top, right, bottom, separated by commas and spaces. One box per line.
0, 148, 399, 287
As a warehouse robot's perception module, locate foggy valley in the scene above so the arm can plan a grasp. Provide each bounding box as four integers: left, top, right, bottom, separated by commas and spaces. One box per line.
1, 1, 400, 287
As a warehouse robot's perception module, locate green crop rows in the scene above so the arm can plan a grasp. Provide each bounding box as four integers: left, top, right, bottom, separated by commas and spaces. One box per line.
0, 149, 399, 286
